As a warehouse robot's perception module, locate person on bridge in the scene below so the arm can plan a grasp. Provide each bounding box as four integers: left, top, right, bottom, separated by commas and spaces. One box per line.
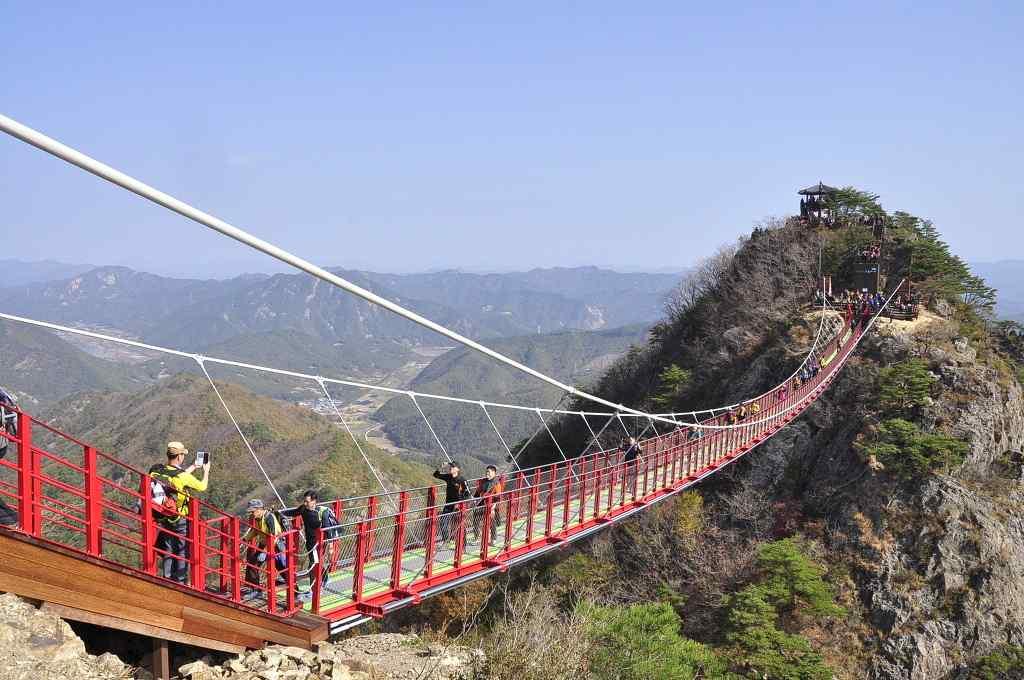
0, 387, 18, 526
241, 499, 288, 599
433, 462, 470, 542
623, 437, 642, 489
280, 490, 338, 599
151, 441, 210, 584
471, 465, 503, 546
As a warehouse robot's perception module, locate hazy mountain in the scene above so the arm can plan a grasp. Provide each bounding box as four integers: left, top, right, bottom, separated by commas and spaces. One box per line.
0, 259, 95, 286
374, 324, 650, 469
359, 266, 681, 332
0, 264, 678, 345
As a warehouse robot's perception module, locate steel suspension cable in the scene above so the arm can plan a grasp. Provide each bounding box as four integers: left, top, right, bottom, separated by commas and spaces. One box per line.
407, 393, 453, 463
196, 358, 285, 506
535, 407, 579, 481
316, 378, 393, 500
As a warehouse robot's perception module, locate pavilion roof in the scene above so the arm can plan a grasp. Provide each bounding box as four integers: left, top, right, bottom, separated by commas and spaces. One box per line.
798, 182, 839, 196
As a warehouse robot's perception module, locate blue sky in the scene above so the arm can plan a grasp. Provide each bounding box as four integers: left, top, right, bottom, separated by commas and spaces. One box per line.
1, 2, 1021, 277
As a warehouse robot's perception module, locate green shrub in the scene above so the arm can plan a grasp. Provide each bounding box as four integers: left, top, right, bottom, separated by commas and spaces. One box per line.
724, 586, 832, 680
582, 601, 729, 680
860, 418, 968, 479
966, 644, 1024, 679
877, 359, 937, 416
652, 363, 692, 409
757, 539, 844, 617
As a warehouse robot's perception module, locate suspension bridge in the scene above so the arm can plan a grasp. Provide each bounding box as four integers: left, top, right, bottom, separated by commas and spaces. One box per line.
0, 114, 895, 673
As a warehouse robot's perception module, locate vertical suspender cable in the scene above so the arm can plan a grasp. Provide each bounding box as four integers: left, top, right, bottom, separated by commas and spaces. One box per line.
317, 379, 393, 502
408, 393, 453, 464
196, 358, 284, 507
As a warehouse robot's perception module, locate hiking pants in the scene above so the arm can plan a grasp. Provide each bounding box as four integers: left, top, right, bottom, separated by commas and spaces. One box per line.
156, 519, 189, 583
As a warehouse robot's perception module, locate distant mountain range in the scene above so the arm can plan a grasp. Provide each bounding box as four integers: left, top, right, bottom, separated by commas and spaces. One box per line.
0, 261, 679, 409
0, 263, 677, 347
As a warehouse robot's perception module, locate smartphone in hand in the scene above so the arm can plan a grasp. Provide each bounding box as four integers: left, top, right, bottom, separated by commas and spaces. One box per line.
195, 450, 207, 466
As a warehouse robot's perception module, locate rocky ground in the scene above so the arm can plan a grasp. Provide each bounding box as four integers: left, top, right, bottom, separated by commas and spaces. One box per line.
176, 634, 484, 680
0, 593, 483, 680
0, 594, 132, 680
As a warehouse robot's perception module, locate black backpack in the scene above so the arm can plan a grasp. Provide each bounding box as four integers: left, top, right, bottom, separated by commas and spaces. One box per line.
315, 505, 341, 540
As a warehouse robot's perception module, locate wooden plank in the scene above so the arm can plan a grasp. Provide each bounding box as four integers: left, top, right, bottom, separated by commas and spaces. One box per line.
41, 603, 246, 655
182, 606, 309, 649
1, 552, 186, 620
0, 570, 184, 632
0, 531, 326, 642
5, 544, 300, 647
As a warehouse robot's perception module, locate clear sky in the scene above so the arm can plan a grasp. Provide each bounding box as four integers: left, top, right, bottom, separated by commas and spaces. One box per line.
1, 2, 1021, 278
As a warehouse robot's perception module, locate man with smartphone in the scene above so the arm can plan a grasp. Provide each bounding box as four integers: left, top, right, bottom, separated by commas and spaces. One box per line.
149, 441, 211, 584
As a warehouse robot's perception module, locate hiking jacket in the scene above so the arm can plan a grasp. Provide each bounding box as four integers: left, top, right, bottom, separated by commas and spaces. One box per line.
433, 470, 470, 505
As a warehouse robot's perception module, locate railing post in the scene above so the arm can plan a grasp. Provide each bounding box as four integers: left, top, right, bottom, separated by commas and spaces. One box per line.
330, 499, 343, 574
480, 495, 494, 560
526, 470, 540, 544
140, 475, 156, 575
606, 460, 615, 511
453, 500, 467, 568
16, 413, 36, 536
267, 526, 278, 614
217, 519, 228, 595
561, 472, 571, 529
363, 495, 379, 564
504, 476, 521, 551
544, 467, 556, 537
592, 465, 602, 518
424, 487, 438, 580
641, 454, 650, 497
353, 518, 368, 603
229, 515, 241, 602
577, 458, 588, 524
390, 492, 409, 589
285, 529, 297, 614
83, 446, 102, 555
311, 528, 323, 614
188, 497, 202, 591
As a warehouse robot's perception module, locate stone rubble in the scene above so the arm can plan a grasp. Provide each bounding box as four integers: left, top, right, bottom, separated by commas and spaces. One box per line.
0, 593, 133, 680
177, 634, 484, 680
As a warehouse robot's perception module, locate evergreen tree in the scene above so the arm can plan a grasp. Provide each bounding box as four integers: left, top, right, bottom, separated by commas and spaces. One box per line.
877, 359, 937, 416
583, 601, 729, 680
757, 539, 844, 617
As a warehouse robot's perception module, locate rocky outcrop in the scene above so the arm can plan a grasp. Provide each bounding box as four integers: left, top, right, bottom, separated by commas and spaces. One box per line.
730, 311, 1024, 679
0, 594, 132, 680
178, 634, 484, 680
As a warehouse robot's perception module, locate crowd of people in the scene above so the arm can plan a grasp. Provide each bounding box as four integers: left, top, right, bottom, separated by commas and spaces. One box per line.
859, 243, 882, 261
145, 440, 341, 602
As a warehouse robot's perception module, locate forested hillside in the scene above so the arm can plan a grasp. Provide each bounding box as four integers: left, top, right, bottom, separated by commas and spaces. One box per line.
42, 373, 434, 512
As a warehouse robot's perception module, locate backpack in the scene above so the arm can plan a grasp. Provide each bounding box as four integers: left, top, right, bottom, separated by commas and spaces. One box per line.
148, 465, 185, 519
315, 505, 340, 539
